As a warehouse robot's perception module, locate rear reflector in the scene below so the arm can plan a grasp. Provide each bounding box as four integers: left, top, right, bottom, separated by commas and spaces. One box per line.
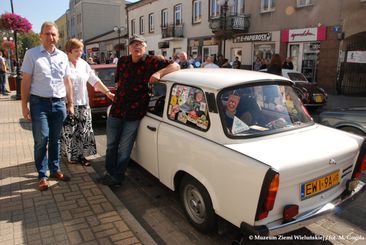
283, 204, 299, 222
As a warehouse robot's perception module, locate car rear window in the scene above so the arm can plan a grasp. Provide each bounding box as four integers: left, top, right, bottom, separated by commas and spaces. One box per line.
218, 83, 313, 138
94, 68, 116, 87
287, 72, 308, 82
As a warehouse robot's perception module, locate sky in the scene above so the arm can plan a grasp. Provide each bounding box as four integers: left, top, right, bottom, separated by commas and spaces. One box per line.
0, 0, 139, 34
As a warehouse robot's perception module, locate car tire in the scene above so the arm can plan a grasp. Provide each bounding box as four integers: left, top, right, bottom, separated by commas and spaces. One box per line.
179, 175, 217, 233
339, 126, 365, 136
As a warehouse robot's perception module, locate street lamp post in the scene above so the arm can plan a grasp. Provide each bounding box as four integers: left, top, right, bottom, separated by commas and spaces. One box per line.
218, 0, 233, 59
113, 26, 125, 58
10, 0, 21, 100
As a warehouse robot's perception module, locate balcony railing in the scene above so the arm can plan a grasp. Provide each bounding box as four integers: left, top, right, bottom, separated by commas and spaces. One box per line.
209, 14, 250, 39
161, 24, 184, 39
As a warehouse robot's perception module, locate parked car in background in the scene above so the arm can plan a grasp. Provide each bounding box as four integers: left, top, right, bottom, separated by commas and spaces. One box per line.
319, 107, 366, 136
129, 68, 365, 235
88, 64, 116, 116
260, 69, 327, 107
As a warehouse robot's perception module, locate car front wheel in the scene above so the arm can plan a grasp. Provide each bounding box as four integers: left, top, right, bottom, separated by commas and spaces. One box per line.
180, 175, 216, 233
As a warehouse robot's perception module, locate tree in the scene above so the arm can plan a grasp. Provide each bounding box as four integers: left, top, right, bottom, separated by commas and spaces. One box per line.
19, 32, 40, 57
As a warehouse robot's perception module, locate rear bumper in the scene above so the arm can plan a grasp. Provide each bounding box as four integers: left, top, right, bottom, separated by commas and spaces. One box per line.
241, 180, 365, 236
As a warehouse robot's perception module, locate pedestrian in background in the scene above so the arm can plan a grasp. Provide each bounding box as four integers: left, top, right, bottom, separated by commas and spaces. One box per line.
21, 22, 74, 191
282, 57, 294, 70
267, 54, 282, 76
61, 38, 114, 166
232, 56, 241, 69
0, 50, 8, 95
98, 34, 179, 187
203, 56, 219, 68
178, 51, 193, 69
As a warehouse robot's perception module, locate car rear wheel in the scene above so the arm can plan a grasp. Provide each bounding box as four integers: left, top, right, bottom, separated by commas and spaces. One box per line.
339, 126, 365, 136
180, 175, 216, 233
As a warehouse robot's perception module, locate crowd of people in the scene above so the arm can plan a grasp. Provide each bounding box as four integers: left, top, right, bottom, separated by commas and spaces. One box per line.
17, 20, 293, 191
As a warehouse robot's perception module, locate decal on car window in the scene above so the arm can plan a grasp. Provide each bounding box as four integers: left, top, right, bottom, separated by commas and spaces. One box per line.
168, 84, 210, 131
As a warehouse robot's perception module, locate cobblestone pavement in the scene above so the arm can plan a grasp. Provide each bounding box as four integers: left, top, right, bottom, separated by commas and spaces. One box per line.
0, 92, 155, 245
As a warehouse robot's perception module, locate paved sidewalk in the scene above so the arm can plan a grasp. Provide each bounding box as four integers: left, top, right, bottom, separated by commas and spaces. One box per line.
0, 92, 155, 245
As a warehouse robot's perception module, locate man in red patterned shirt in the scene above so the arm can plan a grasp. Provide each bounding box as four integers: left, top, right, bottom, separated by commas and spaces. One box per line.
99, 35, 180, 187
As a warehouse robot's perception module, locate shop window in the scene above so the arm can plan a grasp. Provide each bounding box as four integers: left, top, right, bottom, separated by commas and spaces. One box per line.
297, 0, 313, 7
168, 84, 210, 131
260, 0, 275, 13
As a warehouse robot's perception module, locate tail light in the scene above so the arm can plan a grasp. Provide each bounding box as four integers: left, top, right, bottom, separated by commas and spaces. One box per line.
256, 170, 280, 221
354, 153, 366, 179
352, 140, 366, 179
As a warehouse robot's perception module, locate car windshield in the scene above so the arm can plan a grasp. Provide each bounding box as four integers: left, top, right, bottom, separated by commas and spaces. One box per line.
218, 83, 313, 137
287, 72, 308, 82
94, 68, 116, 87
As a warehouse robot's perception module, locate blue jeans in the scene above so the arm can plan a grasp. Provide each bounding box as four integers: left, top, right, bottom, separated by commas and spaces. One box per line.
29, 95, 67, 179
105, 116, 140, 182
0, 73, 5, 94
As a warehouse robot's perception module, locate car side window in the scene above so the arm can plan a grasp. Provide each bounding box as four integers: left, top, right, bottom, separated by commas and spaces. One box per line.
147, 82, 167, 117
167, 84, 210, 131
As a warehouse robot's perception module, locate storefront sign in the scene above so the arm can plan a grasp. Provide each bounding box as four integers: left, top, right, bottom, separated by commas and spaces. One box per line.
347, 51, 366, 63
233, 32, 272, 43
281, 26, 326, 42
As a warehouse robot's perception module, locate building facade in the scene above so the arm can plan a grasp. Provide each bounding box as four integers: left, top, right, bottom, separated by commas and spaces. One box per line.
55, 14, 68, 51
67, 0, 127, 63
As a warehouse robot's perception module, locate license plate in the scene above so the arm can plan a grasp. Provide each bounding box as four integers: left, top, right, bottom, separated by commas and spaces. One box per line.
315, 95, 323, 103
300, 171, 340, 200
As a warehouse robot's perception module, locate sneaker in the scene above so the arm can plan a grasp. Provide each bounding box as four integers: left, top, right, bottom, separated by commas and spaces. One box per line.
97, 174, 121, 188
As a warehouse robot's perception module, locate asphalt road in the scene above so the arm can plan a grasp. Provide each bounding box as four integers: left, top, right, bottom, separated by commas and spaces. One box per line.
90, 116, 366, 245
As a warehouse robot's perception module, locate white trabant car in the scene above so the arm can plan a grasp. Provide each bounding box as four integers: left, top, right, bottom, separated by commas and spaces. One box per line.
130, 68, 366, 235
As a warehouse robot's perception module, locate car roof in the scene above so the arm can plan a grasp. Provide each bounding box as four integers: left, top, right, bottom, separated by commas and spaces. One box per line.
162, 68, 292, 90
91, 64, 116, 69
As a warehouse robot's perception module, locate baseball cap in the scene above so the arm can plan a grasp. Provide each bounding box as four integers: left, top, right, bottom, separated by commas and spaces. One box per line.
128, 34, 146, 45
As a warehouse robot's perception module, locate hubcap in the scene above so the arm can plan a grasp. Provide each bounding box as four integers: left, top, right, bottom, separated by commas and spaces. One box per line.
184, 184, 206, 224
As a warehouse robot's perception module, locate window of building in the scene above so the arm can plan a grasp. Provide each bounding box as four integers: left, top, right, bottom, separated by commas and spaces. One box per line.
77, 14, 81, 24
174, 4, 182, 26
193, 0, 202, 23
261, 0, 275, 13
131, 19, 136, 35
149, 13, 154, 33
162, 9, 168, 28
168, 84, 210, 131
297, 0, 313, 7
210, 0, 220, 18
139, 16, 144, 34
231, 0, 245, 15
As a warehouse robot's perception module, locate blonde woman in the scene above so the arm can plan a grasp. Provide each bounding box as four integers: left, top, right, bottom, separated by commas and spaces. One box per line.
61, 38, 114, 165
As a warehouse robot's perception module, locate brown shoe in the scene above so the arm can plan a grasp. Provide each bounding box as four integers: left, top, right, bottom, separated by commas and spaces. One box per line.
49, 171, 71, 182
39, 179, 49, 191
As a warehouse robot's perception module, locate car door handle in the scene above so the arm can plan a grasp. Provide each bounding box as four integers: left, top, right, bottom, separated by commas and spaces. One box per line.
147, 125, 156, 132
